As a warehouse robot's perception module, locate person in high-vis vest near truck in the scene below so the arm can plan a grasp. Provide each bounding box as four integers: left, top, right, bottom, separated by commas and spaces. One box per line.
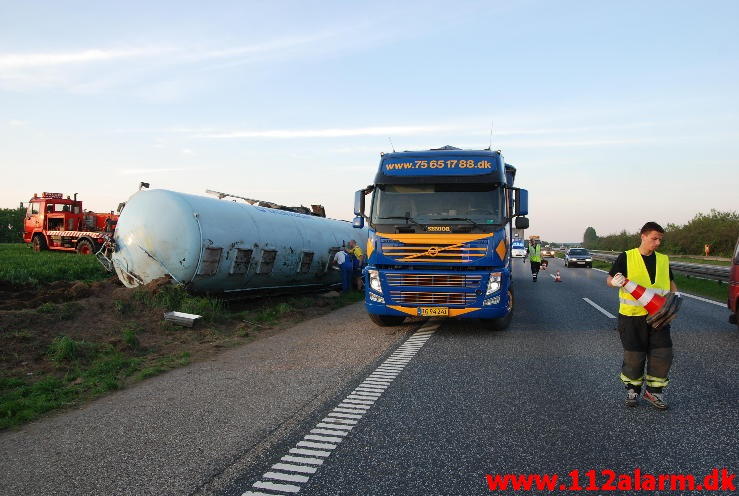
528, 237, 542, 282
607, 222, 678, 410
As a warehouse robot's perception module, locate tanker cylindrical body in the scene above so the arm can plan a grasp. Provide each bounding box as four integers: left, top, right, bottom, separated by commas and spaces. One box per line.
111, 189, 367, 293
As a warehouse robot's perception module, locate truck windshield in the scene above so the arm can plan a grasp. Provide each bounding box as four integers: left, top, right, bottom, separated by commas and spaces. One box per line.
371, 183, 503, 228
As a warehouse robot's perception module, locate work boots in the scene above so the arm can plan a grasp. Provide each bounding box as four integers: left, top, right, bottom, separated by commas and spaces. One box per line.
643, 390, 668, 410
625, 387, 640, 407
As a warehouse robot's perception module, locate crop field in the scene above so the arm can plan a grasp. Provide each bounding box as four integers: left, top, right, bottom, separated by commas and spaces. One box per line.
0, 243, 109, 285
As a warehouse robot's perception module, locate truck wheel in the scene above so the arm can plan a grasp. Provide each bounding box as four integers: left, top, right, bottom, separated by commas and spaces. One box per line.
76, 239, 95, 255
369, 313, 406, 327
32, 235, 47, 252
483, 287, 514, 331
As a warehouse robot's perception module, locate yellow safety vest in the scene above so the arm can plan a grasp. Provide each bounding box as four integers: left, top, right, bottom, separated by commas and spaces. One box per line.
528, 244, 541, 262
618, 248, 670, 316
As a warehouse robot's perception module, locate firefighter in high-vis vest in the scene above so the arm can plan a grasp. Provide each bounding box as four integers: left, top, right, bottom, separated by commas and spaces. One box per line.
607, 222, 678, 410
528, 237, 542, 282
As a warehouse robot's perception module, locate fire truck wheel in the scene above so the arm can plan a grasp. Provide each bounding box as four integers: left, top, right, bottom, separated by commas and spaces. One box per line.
32, 235, 47, 252
369, 313, 406, 327
76, 239, 95, 255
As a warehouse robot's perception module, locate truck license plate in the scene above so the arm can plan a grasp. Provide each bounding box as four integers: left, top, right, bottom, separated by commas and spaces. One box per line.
418, 307, 449, 317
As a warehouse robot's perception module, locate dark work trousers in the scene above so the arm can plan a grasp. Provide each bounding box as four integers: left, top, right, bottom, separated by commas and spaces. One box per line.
340, 268, 353, 293
618, 314, 673, 393
530, 261, 541, 277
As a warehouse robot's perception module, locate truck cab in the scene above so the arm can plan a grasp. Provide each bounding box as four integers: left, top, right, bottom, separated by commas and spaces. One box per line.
354, 147, 528, 330
23, 192, 117, 254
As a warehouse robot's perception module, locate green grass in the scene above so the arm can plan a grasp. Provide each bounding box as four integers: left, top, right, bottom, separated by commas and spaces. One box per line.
132, 285, 226, 322
37, 302, 83, 320
1, 343, 143, 429
0, 243, 108, 285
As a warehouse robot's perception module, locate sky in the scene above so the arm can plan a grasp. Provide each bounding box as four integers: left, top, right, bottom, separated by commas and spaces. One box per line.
1, 0, 738, 243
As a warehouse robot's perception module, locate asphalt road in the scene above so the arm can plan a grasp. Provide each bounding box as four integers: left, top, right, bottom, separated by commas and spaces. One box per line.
2, 258, 736, 495
220, 258, 738, 496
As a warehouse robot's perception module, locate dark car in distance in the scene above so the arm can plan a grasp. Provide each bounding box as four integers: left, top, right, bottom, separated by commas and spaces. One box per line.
564, 248, 593, 268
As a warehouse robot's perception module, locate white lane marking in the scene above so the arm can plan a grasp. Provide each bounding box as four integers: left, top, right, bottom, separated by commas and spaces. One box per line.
311, 428, 348, 436
263, 471, 310, 483
281, 455, 324, 465
351, 390, 381, 397
242, 491, 277, 496
321, 417, 357, 424
243, 327, 438, 495
680, 292, 724, 306
582, 298, 616, 319
355, 387, 385, 393
304, 434, 343, 443
272, 463, 318, 474
333, 407, 365, 414
252, 480, 301, 493
289, 447, 331, 457
297, 440, 337, 449
328, 412, 362, 419
315, 422, 352, 431
337, 403, 370, 411
369, 374, 397, 379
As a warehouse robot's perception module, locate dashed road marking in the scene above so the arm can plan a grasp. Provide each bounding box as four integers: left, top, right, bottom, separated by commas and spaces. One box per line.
240, 325, 437, 495
582, 297, 616, 319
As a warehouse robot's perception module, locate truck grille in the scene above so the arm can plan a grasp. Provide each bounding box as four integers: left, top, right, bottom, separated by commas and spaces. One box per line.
385, 273, 482, 288
389, 291, 476, 306
381, 239, 489, 263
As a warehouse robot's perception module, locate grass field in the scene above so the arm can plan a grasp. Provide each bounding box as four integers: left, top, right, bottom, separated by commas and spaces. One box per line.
0, 243, 109, 285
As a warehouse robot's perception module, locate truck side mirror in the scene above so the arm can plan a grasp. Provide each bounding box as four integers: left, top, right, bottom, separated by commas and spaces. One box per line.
515, 216, 529, 229
354, 190, 365, 216
352, 216, 364, 229
514, 188, 529, 216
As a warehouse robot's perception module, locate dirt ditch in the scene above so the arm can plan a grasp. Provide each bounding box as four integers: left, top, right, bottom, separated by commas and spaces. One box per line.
0, 275, 360, 428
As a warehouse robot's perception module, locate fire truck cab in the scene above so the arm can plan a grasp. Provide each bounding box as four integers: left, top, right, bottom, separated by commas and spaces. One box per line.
23, 192, 117, 254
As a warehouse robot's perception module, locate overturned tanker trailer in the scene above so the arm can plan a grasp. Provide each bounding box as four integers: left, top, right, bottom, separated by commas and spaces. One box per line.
100, 189, 367, 293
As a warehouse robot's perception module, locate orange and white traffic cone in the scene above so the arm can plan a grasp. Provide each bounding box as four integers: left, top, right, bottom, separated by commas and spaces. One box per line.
554, 270, 561, 282
620, 278, 682, 329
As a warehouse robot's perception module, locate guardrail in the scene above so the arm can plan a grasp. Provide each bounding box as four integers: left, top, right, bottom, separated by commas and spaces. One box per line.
589, 250, 730, 282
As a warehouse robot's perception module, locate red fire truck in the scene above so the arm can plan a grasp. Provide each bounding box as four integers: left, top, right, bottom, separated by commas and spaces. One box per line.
23, 192, 119, 254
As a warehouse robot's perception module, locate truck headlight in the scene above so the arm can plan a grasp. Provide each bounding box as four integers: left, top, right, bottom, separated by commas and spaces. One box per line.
368, 269, 382, 294
486, 272, 502, 295
585, 258, 592, 261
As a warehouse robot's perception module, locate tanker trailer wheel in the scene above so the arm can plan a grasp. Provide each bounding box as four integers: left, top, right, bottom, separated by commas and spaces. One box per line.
32, 234, 47, 252
369, 313, 406, 327
76, 239, 95, 255
482, 287, 514, 331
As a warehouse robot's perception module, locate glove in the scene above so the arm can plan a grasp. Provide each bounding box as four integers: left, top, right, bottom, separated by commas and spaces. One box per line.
611, 273, 626, 287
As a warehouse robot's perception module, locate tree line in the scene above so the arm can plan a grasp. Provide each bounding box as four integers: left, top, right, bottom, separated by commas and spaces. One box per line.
583, 210, 739, 257
0, 207, 24, 243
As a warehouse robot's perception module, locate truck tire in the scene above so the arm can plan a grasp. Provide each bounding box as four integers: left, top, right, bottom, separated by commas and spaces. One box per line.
32, 234, 47, 252
482, 287, 514, 331
76, 239, 95, 255
369, 313, 406, 327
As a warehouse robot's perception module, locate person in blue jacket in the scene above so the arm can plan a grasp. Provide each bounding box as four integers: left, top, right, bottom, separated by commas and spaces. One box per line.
333, 244, 355, 293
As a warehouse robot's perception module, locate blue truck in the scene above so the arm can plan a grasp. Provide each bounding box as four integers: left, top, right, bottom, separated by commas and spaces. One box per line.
352, 146, 529, 330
